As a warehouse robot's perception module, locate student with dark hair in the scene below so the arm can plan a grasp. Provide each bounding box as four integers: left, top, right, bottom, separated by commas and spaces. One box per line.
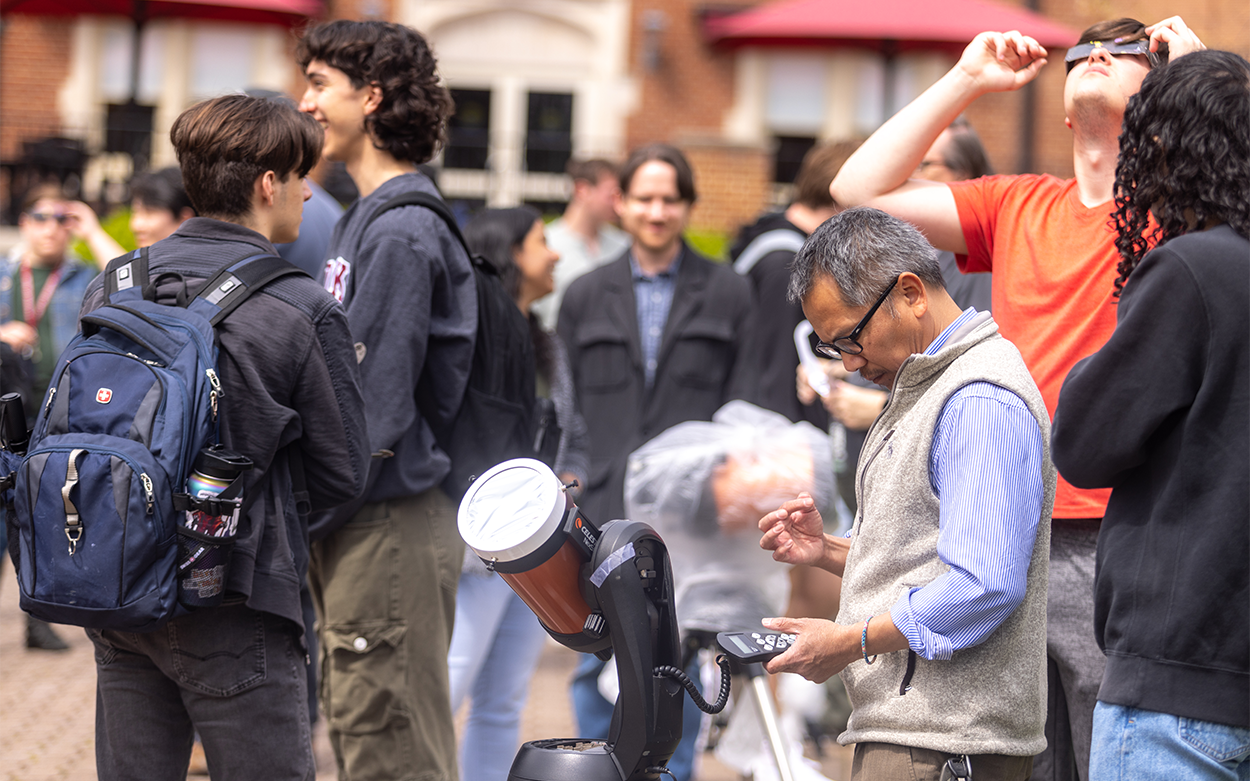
77, 92, 369, 781
129, 166, 196, 247
531, 157, 631, 329
243, 87, 346, 278
1053, 50, 1250, 780
558, 142, 751, 781
297, 19, 475, 781
831, 16, 1207, 780
448, 206, 589, 781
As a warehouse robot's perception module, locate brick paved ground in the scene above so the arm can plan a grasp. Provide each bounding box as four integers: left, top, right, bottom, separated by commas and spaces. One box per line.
0, 560, 849, 780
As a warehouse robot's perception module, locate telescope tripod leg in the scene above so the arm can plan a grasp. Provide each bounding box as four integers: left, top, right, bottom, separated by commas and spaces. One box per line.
743, 664, 797, 781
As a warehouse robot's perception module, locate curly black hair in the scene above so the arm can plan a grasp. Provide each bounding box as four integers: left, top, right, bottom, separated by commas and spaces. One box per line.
297, 20, 453, 165
1111, 50, 1250, 296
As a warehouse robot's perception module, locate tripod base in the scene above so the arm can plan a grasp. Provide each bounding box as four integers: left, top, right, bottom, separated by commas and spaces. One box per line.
507, 738, 636, 781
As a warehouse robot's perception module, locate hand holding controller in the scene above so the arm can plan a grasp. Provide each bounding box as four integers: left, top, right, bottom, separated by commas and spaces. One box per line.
717, 630, 797, 664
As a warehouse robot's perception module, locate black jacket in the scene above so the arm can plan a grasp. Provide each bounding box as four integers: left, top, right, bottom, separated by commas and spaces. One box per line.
1052, 225, 1249, 728
730, 211, 829, 428
557, 243, 752, 524
81, 218, 369, 629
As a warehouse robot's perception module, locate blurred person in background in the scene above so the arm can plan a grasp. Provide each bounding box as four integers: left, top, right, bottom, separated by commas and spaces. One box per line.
733, 140, 859, 429
531, 157, 631, 329
448, 206, 589, 781
730, 139, 862, 753
0, 183, 108, 651
558, 143, 752, 781
130, 167, 196, 248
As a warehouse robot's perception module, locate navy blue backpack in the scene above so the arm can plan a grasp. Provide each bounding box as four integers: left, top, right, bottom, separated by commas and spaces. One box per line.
6, 247, 302, 632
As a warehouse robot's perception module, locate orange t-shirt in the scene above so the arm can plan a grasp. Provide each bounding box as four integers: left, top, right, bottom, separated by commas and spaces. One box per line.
950, 174, 1115, 519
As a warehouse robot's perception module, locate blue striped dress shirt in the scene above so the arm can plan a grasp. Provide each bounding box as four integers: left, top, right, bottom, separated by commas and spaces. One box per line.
885, 308, 1045, 660
630, 252, 682, 387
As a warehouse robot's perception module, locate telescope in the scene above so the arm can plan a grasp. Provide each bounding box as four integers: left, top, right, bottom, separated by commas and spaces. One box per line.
458, 458, 729, 781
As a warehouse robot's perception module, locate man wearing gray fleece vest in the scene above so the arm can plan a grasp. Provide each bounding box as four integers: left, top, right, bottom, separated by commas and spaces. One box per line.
759, 208, 1055, 781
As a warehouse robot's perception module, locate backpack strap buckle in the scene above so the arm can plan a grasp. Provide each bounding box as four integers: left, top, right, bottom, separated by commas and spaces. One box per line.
62, 448, 84, 555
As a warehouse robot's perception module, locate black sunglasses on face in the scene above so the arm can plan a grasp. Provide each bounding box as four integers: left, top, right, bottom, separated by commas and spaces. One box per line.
814, 276, 899, 359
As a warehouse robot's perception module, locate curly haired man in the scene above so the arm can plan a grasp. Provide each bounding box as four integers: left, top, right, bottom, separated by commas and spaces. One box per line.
298, 21, 476, 781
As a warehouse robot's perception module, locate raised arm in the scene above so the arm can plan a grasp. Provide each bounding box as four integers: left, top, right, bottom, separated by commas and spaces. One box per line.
830, 31, 1049, 253
1145, 16, 1207, 60
63, 200, 125, 267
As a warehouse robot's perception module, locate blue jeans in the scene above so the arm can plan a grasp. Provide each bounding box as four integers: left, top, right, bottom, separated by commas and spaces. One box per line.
1090, 702, 1250, 781
89, 603, 313, 781
572, 653, 702, 781
448, 572, 549, 781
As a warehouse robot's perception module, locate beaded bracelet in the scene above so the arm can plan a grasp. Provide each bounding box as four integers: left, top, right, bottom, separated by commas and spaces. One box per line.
862, 616, 877, 665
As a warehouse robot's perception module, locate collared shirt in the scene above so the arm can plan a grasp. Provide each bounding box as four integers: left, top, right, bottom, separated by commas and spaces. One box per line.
630, 251, 682, 387
888, 307, 1045, 660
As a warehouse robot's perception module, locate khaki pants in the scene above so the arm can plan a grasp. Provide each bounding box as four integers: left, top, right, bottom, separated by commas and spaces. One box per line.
853, 742, 1034, 781
309, 488, 464, 781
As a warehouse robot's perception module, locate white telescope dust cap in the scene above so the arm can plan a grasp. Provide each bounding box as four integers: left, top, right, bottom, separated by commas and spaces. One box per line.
457, 458, 565, 564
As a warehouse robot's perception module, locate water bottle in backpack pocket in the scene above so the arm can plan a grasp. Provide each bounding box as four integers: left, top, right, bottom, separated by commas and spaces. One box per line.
175, 445, 251, 608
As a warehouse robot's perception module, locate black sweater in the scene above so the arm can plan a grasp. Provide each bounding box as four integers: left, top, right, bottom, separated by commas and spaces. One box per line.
1052, 225, 1249, 728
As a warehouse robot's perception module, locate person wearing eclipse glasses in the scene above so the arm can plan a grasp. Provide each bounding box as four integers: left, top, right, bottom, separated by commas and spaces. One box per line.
0, 183, 121, 651
828, 16, 1206, 781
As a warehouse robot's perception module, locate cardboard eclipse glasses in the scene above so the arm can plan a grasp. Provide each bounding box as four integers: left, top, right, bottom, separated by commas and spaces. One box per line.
1065, 40, 1161, 72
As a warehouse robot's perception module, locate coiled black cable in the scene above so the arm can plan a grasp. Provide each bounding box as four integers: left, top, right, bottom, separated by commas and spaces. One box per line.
654, 653, 732, 714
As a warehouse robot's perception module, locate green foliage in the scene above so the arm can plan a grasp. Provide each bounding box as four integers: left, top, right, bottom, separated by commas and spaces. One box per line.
104, 208, 137, 252
683, 229, 732, 263
69, 207, 135, 263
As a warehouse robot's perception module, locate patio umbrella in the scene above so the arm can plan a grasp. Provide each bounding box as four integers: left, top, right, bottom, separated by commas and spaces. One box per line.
704, 0, 1078, 52
1, 0, 324, 101
704, 0, 1079, 167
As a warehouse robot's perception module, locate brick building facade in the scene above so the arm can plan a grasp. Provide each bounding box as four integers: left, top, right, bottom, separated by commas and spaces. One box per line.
2, 0, 1248, 234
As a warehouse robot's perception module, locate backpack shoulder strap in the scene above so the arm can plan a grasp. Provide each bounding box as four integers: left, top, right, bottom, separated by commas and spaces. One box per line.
103, 247, 151, 303
732, 228, 806, 276
361, 191, 498, 277
189, 254, 306, 327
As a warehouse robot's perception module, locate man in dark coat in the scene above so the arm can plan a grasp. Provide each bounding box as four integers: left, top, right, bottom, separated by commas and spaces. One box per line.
557, 143, 751, 780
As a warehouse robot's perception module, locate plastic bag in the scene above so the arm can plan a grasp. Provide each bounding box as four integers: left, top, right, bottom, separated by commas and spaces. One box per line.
625, 401, 835, 631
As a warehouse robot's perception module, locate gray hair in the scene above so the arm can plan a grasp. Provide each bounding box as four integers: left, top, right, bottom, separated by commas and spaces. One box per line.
788, 207, 945, 309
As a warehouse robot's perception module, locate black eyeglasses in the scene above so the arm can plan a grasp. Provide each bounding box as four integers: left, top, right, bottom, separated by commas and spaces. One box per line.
26, 211, 69, 226
814, 276, 899, 359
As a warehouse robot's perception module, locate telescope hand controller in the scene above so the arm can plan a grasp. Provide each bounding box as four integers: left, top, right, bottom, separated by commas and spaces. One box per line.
716, 631, 796, 664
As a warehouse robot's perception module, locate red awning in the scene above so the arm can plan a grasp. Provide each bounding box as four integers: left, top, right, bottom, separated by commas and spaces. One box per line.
0, 0, 323, 26
705, 0, 1079, 52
